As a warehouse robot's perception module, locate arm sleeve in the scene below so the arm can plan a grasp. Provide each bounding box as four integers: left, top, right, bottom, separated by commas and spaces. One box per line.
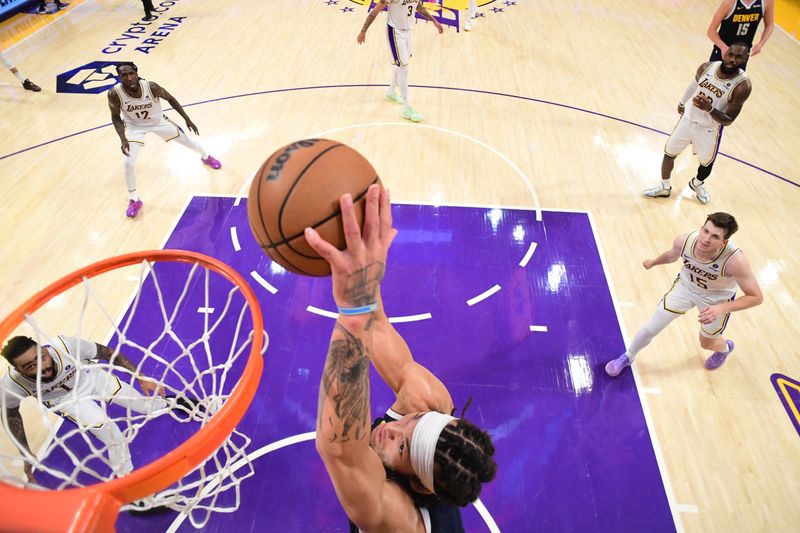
1, 377, 23, 409
680, 80, 697, 106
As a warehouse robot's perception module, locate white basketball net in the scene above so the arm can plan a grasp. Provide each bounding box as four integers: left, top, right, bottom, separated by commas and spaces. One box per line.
0, 257, 266, 529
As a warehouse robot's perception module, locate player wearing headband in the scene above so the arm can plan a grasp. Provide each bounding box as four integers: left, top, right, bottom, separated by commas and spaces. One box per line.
307, 185, 496, 532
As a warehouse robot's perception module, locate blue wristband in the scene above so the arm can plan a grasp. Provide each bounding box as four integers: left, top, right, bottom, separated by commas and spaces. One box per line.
337, 303, 378, 316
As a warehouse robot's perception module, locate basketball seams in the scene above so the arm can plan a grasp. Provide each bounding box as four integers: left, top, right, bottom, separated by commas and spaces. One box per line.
276, 142, 344, 245
262, 175, 380, 250
254, 152, 279, 255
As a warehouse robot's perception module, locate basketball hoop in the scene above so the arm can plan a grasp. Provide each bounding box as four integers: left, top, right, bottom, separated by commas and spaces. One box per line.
0, 250, 265, 533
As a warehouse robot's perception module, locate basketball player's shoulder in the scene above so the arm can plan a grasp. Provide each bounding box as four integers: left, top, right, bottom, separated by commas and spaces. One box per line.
107, 84, 121, 100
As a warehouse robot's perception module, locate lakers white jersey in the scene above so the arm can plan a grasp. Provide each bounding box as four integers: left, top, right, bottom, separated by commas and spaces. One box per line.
1, 336, 98, 409
677, 231, 740, 299
114, 80, 162, 127
684, 62, 748, 128
387, 0, 419, 30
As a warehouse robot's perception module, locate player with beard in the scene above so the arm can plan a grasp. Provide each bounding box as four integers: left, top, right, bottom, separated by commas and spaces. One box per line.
643, 42, 752, 204
307, 185, 496, 532
1, 335, 191, 484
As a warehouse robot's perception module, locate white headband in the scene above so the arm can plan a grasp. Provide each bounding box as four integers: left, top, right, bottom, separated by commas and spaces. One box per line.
410, 412, 456, 493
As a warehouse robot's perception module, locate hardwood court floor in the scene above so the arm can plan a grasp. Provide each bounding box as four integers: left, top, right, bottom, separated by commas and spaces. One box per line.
1, 1, 798, 531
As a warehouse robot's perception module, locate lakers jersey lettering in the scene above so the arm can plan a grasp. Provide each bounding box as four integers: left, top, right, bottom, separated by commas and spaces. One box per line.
126, 103, 153, 112
698, 79, 724, 99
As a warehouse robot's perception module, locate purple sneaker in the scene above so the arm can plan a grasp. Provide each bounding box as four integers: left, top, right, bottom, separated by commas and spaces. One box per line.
605, 353, 632, 377
126, 199, 143, 218
201, 155, 221, 169
705, 340, 734, 370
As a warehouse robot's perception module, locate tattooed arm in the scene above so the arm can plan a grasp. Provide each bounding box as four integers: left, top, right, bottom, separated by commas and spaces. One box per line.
94, 343, 164, 397
357, 0, 388, 44
416, 3, 443, 33
308, 185, 399, 529
316, 314, 387, 527
3, 406, 35, 482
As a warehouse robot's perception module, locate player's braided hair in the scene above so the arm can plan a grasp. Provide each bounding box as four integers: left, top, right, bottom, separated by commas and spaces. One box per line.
115, 61, 138, 74
1, 336, 35, 364
431, 418, 497, 507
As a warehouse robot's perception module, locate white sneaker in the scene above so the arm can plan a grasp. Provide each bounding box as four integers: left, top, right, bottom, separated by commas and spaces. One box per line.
689, 179, 710, 204
643, 185, 671, 198
464, 20, 473, 31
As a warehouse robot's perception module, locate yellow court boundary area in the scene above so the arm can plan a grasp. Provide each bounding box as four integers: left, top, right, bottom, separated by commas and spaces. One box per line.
0, 0, 85, 49
776, 0, 800, 39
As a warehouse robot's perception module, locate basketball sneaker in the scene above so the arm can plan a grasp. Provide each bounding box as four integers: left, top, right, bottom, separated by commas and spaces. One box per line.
201, 155, 222, 169
402, 106, 423, 122
22, 79, 41, 92
643, 185, 671, 198
126, 199, 143, 218
689, 179, 710, 204
704, 340, 734, 370
605, 353, 632, 377
385, 91, 404, 105
465, 20, 473, 31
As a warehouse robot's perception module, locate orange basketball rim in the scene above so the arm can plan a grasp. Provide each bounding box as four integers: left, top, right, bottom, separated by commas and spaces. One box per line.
0, 250, 264, 533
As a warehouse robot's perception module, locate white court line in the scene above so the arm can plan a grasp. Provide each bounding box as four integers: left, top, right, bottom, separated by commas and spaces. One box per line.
519, 242, 538, 267
250, 271, 278, 294
197, 307, 215, 314
166, 431, 501, 533
529, 325, 547, 332
389, 313, 432, 323
640, 387, 663, 395
230, 226, 241, 251
467, 284, 501, 306
675, 504, 700, 514
586, 210, 684, 533
308, 121, 542, 222
473, 497, 501, 533
235, 171, 257, 201
306, 305, 339, 319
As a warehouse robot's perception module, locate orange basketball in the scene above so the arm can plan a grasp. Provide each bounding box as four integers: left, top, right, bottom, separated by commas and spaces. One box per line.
247, 139, 381, 276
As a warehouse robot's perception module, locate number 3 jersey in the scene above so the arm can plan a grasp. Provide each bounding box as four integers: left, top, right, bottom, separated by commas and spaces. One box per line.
678, 231, 741, 300
1, 336, 98, 409
114, 79, 162, 127
386, 0, 420, 30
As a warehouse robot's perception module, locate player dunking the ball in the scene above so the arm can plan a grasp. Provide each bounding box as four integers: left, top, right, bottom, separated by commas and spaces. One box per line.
307, 185, 496, 532
107, 62, 221, 218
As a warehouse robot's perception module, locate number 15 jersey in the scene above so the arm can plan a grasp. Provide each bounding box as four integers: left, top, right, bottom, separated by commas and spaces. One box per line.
114, 80, 162, 127
678, 231, 741, 300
